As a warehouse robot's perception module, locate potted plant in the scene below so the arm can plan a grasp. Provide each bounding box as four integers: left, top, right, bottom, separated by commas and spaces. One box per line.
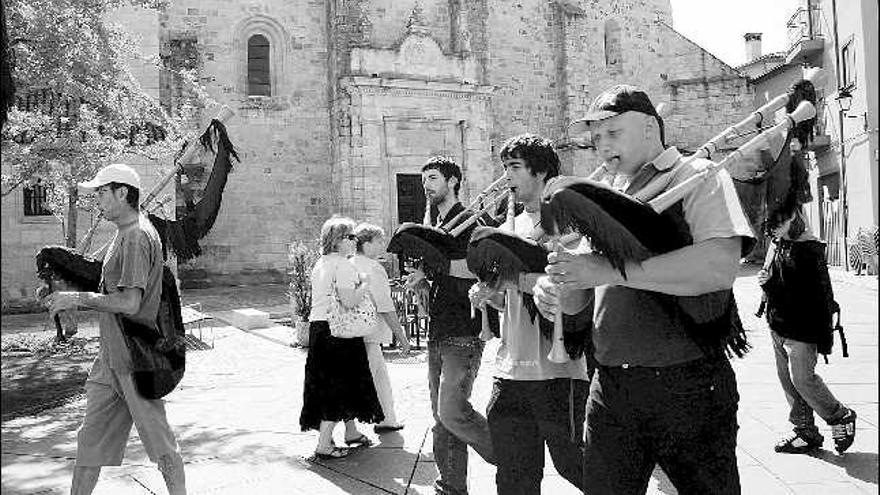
288, 240, 319, 347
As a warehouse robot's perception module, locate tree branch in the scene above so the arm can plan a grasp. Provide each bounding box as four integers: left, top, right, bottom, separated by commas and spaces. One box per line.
1, 177, 28, 197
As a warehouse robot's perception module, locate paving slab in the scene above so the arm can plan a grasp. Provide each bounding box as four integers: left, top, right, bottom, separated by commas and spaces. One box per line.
2, 269, 877, 494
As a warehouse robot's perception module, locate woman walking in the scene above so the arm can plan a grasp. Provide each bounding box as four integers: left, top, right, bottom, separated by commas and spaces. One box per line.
299, 216, 384, 459
352, 223, 411, 434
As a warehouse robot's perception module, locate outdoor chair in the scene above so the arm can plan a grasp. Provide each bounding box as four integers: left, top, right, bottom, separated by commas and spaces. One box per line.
181, 303, 214, 350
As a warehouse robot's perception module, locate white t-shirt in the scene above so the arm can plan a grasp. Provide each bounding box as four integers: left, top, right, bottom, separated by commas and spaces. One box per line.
494, 210, 590, 381
309, 253, 361, 322
351, 254, 396, 344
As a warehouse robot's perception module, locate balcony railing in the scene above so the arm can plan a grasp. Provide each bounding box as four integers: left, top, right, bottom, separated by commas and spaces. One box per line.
785, 5, 825, 65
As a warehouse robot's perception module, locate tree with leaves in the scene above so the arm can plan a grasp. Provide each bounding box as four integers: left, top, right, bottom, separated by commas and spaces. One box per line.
1, 0, 209, 247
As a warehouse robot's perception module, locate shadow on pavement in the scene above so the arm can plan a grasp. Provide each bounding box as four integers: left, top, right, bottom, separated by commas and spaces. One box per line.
0, 337, 98, 421
303, 437, 435, 495
810, 450, 879, 485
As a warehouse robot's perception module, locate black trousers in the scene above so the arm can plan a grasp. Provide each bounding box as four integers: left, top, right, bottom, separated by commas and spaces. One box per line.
583, 357, 740, 495
487, 378, 589, 495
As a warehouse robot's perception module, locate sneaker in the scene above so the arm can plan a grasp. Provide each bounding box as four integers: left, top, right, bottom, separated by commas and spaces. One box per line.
774, 431, 823, 454
830, 408, 857, 453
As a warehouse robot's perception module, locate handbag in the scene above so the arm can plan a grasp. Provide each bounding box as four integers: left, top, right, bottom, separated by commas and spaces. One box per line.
326, 267, 378, 338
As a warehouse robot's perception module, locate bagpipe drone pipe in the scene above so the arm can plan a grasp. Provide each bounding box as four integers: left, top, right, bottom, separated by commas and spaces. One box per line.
387, 175, 513, 277
535, 81, 819, 359
34, 107, 238, 398
733, 78, 816, 242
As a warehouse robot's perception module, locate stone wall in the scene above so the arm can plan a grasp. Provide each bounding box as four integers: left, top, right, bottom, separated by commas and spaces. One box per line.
657, 23, 754, 153
3, 0, 766, 307
156, 0, 334, 287
0, 159, 174, 312
1, 5, 169, 310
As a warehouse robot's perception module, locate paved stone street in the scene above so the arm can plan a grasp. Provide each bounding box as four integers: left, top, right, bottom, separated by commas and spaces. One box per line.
2, 266, 877, 494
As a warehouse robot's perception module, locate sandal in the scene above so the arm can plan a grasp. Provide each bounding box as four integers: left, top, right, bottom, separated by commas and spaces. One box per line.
344, 433, 373, 447
314, 446, 350, 460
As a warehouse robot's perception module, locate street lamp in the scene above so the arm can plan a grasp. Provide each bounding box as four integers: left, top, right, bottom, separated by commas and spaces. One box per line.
836, 88, 853, 113
836, 88, 868, 131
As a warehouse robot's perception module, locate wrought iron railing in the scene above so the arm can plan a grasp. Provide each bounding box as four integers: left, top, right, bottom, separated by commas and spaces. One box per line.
390, 278, 427, 349
823, 198, 843, 266
786, 4, 823, 52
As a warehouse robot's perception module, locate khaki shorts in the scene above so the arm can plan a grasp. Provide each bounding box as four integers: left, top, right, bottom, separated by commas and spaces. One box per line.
75, 356, 181, 467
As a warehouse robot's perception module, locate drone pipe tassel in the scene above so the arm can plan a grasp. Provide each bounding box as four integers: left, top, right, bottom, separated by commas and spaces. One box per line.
77, 106, 236, 254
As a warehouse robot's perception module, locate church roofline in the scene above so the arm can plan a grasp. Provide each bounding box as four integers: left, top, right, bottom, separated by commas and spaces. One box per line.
655, 20, 744, 77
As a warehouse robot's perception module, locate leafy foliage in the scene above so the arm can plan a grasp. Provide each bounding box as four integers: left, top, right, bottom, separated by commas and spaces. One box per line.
288, 240, 320, 321
1, 0, 210, 245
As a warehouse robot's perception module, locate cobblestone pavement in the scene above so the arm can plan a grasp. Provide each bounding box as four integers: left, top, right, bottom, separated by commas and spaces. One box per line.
1, 267, 877, 494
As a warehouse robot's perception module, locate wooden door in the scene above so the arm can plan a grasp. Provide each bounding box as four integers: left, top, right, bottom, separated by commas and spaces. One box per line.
396, 174, 426, 225
395, 174, 427, 276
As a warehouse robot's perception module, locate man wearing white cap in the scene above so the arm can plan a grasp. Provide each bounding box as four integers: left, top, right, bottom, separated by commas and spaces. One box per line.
42, 163, 187, 495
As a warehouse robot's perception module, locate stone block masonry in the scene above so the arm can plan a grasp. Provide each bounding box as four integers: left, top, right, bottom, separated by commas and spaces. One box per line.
2, 0, 761, 306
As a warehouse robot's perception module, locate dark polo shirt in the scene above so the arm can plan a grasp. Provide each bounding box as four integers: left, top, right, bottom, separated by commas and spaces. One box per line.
427, 202, 482, 341
593, 147, 753, 367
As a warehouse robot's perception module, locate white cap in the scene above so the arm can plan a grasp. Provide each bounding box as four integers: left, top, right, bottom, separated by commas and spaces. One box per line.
79, 163, 141, 191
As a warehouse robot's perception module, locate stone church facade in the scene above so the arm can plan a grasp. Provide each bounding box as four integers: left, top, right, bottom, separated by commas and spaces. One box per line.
2, 0, 758, 306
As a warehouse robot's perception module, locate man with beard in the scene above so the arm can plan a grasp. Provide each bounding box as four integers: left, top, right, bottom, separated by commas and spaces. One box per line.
406, 156, 494, 495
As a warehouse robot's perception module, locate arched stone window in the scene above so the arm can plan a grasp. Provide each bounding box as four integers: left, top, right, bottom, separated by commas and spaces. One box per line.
604, 19, 622, 69
248, 34, 271, 96
234, 15, 288, 98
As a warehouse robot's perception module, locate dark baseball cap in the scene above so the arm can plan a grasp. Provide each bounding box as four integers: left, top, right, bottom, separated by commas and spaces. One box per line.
568, 85, 659, 135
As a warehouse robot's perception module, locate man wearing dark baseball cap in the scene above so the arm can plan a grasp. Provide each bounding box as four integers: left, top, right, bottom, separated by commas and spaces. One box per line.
568, 84, 665, 147
533, 85, 753, 494
43, 162, 188, 494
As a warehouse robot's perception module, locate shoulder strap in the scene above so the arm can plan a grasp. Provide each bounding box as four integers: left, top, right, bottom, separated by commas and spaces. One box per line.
834, 303, 849, 358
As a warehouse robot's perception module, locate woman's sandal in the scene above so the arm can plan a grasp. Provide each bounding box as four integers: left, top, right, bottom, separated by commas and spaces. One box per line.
314, 446, 350, 460
344, 433, 373, 447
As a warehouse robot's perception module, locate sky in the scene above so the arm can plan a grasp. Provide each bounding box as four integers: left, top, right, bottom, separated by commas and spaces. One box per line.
669, 0, 800, 67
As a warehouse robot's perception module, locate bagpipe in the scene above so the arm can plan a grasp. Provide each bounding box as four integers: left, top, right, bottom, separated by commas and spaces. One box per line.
467, 221, 586, 362
533, 80, 818, 359
387, 175, 513, 276
733, 78, 817, 242
467, 77, 819, 361
35, 107, 238, 398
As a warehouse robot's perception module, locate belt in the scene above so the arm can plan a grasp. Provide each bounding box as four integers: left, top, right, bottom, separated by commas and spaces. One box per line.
598, 356, 719, 375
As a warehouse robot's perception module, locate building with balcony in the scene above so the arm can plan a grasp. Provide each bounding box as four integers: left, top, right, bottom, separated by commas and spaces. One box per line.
736, 0, 877, 268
